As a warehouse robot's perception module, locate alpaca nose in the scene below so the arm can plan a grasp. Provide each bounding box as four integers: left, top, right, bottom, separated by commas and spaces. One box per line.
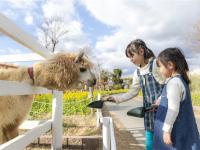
92, 78, 96, 85
87, 78, 96, 87
86, 71, 96, 86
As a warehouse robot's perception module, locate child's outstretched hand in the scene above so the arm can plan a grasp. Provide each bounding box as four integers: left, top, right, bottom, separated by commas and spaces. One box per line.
102, 95, 118, 103
163, 132, 172, 145
155, 97, 161, 105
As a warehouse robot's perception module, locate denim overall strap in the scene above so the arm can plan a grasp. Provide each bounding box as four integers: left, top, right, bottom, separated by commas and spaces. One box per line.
137, 58, 163, 132
153, 75, 200, 150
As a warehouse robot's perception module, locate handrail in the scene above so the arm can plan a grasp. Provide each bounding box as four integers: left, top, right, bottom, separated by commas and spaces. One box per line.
0, 13, 52, 59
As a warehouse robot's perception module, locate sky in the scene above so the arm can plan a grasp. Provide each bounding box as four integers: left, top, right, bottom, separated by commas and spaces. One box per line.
0, 0, 200, 76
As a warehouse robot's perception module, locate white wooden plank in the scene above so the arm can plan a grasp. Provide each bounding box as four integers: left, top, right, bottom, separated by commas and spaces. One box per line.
0, 80, 51, 96
109, 118, 116, 150
19, 120, 46, 130
51, 91, 63, 150
100, 117, 111, 150
0, 13, 52, 59
0, 53, 44, 63
0, 120, 52, 150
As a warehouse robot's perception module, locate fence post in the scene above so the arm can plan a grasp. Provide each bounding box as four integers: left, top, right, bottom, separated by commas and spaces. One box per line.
88, 87, 94, 114
109, 118, 116, 150
101, 117, 110, 150
52, 90, 63, 150
96, 93, 102, 127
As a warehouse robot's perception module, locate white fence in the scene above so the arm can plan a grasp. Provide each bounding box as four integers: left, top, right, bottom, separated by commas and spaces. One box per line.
96, 94, 116, 150
0, 13, 116, 150
0, 80, 63, 150
100, 117, 116, 150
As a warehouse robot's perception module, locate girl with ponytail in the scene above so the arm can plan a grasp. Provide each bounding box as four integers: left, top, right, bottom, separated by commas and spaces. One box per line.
153, 47, 200, 149
104, 39, 165, 150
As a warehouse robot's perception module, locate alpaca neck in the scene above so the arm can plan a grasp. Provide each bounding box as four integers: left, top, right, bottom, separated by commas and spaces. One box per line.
33, 63, 54, 89
33, 63, 79, 90
0, 67, 33, 84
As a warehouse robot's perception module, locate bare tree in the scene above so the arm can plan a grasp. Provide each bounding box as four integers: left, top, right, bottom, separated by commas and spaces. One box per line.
40, 16, 68, 53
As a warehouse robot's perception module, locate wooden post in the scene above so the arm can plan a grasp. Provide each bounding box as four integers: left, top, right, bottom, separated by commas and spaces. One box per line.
52, 91, 63, 150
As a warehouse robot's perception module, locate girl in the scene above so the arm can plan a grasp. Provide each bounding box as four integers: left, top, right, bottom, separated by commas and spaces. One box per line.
104, 39, 165, 150
153, 47, 200, 150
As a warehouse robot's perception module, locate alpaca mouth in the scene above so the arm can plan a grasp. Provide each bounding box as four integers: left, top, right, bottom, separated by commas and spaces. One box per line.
86, 79, 96, 87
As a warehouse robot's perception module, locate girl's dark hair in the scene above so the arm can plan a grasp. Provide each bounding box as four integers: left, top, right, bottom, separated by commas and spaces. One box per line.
157, 47, 190, 84
125, 39, 155, 59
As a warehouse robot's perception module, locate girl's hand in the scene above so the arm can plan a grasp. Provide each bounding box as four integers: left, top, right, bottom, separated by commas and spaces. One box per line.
155, 97, 161, 105
102, 96, 118, 103
151, 97, 160, 111
163, 132, 172, 145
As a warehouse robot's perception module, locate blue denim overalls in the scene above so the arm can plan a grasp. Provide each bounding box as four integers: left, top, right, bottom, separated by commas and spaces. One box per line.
153, 75, 200, 150
137, 58, 164, 150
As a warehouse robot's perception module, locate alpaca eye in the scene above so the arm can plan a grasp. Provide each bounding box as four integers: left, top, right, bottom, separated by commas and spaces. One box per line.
80, 67, 87, 72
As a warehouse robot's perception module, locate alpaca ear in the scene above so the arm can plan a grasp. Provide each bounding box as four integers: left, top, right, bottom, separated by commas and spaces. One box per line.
74, 52, 84, 63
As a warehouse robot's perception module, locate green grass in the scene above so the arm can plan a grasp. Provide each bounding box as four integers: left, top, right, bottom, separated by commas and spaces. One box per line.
190, 74, 200, 106
29, 89, 128, 119
191, 92, 200, 106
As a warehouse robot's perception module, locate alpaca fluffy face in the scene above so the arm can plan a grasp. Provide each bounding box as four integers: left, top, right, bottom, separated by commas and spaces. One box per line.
79, 68, 95, 83
33, 52, 96, 90
76, 57, 96, 84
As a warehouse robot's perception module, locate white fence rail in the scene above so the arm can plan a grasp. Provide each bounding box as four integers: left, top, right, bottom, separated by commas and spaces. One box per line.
0, 80, 63, 150
0, 80, 50, 96
0, 13, 52, 59
0, 120, 52, 150
0, 53, 45, 63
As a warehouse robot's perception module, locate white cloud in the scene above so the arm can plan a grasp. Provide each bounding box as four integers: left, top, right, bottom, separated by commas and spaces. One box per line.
0, 0, 39, 28
1, 0, 200, 75
4, 0, 38, 9
81, 0, 200, 74
42, 0, 76, 21
0, 48, 28, 55
24, 13, 34, 25
1, 9, 18, 20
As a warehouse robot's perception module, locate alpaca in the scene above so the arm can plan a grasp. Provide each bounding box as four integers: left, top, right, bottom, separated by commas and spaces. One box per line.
0, 52, 96, 144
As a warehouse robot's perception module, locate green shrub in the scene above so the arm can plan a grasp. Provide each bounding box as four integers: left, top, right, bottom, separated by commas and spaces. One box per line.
112, 84, 123, 90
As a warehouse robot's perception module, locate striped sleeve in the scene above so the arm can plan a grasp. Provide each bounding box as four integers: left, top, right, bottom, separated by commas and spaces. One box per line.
113, 70, 141, 103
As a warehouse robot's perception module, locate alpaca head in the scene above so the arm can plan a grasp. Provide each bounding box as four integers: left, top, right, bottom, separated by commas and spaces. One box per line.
34, 52, 96, 91
74, 52, 96, 86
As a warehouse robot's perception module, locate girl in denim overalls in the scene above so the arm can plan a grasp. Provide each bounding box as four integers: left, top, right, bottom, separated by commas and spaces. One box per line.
104, 39, 164, 150
154, 48, 200, 150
